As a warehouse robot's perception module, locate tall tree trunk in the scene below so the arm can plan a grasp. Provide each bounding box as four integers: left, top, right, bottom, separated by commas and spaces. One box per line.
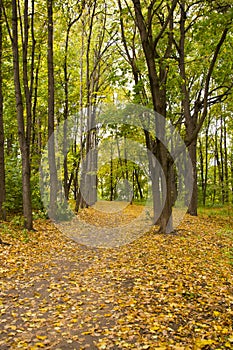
203, 116, 211, 206
63, 27, 69, 200
188, 139, 198, 215
132, 0, 176, 232
118, 0, 161, 221
199, 139, 205, 205
223, 115, 229, 203
32, 51, 41, 156
231, 144, 233, 204
47, 0, 58, 220
135, 169, 143, 200
0, 5, 6, 220
12, 0, 33, 229
177, 1, 230, 215
220, 115, 225, 204
215, 124, 224, 204
75, 21, 85, 211
213, 119, 218, 205
62, 14, 83, 200
110, 138, 114, 201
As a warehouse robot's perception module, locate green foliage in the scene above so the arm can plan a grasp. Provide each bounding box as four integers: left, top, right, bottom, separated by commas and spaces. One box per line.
1, 0, 233, 222
198, 206, 233, 218
5, 155, 23, 212
4, 154, 44, 213
30, 171, 44, 211
10, 215, 25, 227
55, 201, 74, 222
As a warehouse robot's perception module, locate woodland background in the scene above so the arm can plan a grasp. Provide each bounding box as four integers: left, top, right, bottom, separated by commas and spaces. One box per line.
0, 0, 232, 228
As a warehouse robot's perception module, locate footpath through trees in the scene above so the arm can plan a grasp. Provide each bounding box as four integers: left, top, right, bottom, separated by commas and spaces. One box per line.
0, 207, 233, 349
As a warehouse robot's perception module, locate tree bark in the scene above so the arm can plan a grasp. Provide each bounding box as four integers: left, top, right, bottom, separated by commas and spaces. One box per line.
231, 145, 233, 204
47, 0, 58, 220
223, 114, 229, 203
12, 0, 33, 229
220, 115, 225, 204
62, 9, 83, 200
0, 5, 6, 220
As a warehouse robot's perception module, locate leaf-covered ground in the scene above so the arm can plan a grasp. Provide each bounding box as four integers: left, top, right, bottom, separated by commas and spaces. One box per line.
1, 205, 233, 349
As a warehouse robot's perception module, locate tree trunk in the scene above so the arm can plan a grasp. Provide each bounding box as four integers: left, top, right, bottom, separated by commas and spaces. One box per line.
31, 51, 41, 156
231, 145, 233, 204
0, 5, 6, 220
177, 1, 229, 214
135, 169, 143, 200
223, 115, 229, 203
110, 139, 114, 201
215, 124, 224, 204
75, 21, 85, 211
132, 0, 176, 232
213, 120, 218, 205
47, 0, 58, 220
203, 117, 210, 206
187, 139, 198, 215
12, 0, 33, 229
199, 139, 205, 205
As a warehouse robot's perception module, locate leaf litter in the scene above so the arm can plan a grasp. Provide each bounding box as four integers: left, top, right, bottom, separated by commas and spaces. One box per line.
0, 204, 233, 349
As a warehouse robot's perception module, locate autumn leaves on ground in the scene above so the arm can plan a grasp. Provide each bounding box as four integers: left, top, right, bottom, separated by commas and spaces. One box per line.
1, 204, 233, 350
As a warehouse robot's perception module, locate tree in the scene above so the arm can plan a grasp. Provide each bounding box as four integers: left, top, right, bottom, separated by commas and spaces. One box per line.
59, 0, 85, 200
47, 0, 58, 220
175, 0, 232, 215
1, 0, 33, 229
76, 0, 114, 211
0, 4, 6, 220
117, 0, 232, 232
129, 0, 178, 233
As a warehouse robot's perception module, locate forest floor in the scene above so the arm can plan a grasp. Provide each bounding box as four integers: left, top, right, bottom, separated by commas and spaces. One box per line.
0, 203, 233, 349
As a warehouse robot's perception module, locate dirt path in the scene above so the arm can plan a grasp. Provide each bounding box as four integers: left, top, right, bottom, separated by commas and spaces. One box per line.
0, 206, 233, 349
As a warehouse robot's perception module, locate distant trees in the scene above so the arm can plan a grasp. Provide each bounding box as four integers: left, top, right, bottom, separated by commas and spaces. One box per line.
198, 105, 233, 206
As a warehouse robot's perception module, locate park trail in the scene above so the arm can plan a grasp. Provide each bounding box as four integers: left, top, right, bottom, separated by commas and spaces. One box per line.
0, 203, 233, 349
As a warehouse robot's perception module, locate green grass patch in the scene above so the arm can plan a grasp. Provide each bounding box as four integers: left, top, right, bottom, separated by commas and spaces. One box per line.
198, 205, 233, 218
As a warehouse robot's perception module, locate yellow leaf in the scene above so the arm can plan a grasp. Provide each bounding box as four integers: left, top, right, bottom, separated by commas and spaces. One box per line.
222, 328, 229, 334
150, 325, 160, 332
195, 339, 215, 348
36, 335, 47, 340
62, 297, 70, 302
35, 343, 45, 348
224, 342, 232, 348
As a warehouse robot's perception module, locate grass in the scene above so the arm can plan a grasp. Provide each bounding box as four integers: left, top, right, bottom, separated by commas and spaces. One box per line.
198, 205, 233, 218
